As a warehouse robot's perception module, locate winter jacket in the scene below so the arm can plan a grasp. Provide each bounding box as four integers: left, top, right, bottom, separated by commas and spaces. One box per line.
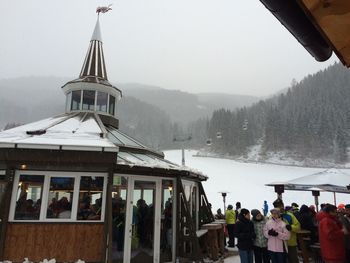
298, 205, 317, 243
252, 218, 268, 248
234, 213, 256, 250
226, 209, 236, 225
263, 217, 290, 253
281, 211, 300, 246
318, 213, 345, 262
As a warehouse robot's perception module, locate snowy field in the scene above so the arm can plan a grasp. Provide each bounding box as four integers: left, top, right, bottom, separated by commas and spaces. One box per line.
165, 150, 350, 213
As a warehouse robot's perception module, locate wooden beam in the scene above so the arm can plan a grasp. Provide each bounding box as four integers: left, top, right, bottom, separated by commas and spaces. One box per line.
299, 0, 350, 66
0, 168, 14, 260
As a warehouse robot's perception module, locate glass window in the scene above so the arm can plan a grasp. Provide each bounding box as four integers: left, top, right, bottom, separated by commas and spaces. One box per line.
77, 176, 104, 220
111, 176, 128, 261
96, 92, 108, 112
66, 92, 72, 112
14, 175, 44, 220
82, 90, 96, 111
161, 180, 174, 262
46, 177, 74, 219
109, 95, 116, 115
71, 90, 81, 110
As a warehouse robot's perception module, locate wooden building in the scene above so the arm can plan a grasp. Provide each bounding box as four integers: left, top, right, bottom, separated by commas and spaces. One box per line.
0, 16, 214, 263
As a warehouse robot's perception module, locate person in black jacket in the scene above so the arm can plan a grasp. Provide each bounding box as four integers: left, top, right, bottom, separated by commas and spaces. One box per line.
235, 208, 256, 263
298, 204, 317, 243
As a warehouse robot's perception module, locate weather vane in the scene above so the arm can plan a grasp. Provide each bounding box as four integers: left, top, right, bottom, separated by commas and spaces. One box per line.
96, 4, 112, 15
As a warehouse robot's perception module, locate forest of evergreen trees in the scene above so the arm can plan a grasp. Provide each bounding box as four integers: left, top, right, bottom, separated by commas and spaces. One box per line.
193, 62, 350, 163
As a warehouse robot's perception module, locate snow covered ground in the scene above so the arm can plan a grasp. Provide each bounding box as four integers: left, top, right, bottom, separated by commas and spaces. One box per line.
165, 149, 350, 213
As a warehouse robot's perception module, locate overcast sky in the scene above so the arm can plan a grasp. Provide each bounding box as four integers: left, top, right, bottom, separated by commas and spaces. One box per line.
0, 0, 339, 96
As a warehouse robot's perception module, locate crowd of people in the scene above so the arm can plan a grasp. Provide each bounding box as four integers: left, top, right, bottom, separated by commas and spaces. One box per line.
214, 199, 350, 263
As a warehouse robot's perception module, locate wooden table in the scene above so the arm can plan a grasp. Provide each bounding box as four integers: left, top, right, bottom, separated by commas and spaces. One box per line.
201, 222, 224, 260
296, 230, 311, 263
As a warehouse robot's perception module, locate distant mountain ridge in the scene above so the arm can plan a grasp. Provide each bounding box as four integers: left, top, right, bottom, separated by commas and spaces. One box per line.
0, 77, 259, 128
0, 76, 258, 149
120, 83, 259, 124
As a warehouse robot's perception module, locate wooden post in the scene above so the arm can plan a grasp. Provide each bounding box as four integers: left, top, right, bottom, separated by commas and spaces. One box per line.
296, 230, 311, 263
0, 168, 14, 260
102, 169, 113, 263
175, 177, 180, 261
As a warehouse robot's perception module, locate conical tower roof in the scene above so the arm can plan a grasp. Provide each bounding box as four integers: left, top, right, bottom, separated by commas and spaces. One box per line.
79, 18, 107, 80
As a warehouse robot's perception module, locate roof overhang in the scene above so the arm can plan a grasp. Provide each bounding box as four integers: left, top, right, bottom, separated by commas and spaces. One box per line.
62, 78, 122, 99
298, 0, 350, 67
260, 0, 350, 67
0, 142, 118, 152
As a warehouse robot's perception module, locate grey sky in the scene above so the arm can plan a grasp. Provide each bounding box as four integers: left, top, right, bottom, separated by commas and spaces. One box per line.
0, 0, 339, 96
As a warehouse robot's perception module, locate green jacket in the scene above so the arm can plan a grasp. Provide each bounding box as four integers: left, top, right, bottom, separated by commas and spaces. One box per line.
282, 211, 300, 246
225, 209, 236, 224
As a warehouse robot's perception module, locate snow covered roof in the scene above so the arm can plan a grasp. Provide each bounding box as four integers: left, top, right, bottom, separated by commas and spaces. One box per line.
267, 168, 350, 193
117, 151, 208, 180
0, 112, 118, 152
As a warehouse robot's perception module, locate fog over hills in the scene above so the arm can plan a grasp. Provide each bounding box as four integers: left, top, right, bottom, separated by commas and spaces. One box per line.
120, 84, 259, 124
0, 76, 259, 130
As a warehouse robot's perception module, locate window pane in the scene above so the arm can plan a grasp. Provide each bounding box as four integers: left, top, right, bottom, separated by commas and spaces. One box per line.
160, 180, 174, 262
15, 175, 44, 220
66, 92, 72, 112
77, 176, 104, 220
109, 95, 115, 115
71, 90, 81, 110
96, 92, 108, 112
46, 177, 74, 219
82, 90, 95, 110
111, 176, 128, 261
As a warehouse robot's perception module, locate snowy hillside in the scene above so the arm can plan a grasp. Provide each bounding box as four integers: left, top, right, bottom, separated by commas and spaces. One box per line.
165, 150, 350, 213
197, 143, 350, 169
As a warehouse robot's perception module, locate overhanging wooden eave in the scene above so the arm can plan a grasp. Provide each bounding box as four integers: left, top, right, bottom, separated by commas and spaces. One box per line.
297, 0, 350, 67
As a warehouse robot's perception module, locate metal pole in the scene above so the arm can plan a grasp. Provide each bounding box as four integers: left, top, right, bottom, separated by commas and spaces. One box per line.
333, 192, 337, 206
277, 193, 283, 200
181, 147, 185, 166
223, 196, 226, 212
314, 196, 319, 212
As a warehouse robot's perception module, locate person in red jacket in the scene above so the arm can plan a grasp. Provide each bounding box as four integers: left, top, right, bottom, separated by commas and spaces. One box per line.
319, 204, 347, 263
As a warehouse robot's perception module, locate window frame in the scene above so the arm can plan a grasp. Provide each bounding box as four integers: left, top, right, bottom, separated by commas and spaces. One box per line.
9, 170, 107, 223
96, 91, 108, 113
71, 90, 82, 111
82, 90, 96, 111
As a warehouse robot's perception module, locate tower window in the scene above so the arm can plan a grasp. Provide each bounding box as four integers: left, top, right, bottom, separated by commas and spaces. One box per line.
109, 95, 116, 116
71, 90, 82, 111
96, 92, 108, 112
66, 92, 72, 112
82, 90, 96, 111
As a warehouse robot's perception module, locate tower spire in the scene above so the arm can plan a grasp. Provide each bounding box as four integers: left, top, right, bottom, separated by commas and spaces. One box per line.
61, 6, 122, 121
79, 16, 107, 80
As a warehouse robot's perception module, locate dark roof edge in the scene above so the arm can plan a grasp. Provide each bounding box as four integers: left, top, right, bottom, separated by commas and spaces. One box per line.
259, 0, 332, 62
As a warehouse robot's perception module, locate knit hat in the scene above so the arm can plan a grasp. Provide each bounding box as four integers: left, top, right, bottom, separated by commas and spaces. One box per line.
251, 209, 261, 220
285, 206, 292, 211
291, 202, 299, 208
273, 198, 284, 208
227, 204, 233, 210
240, 208, 250, 216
